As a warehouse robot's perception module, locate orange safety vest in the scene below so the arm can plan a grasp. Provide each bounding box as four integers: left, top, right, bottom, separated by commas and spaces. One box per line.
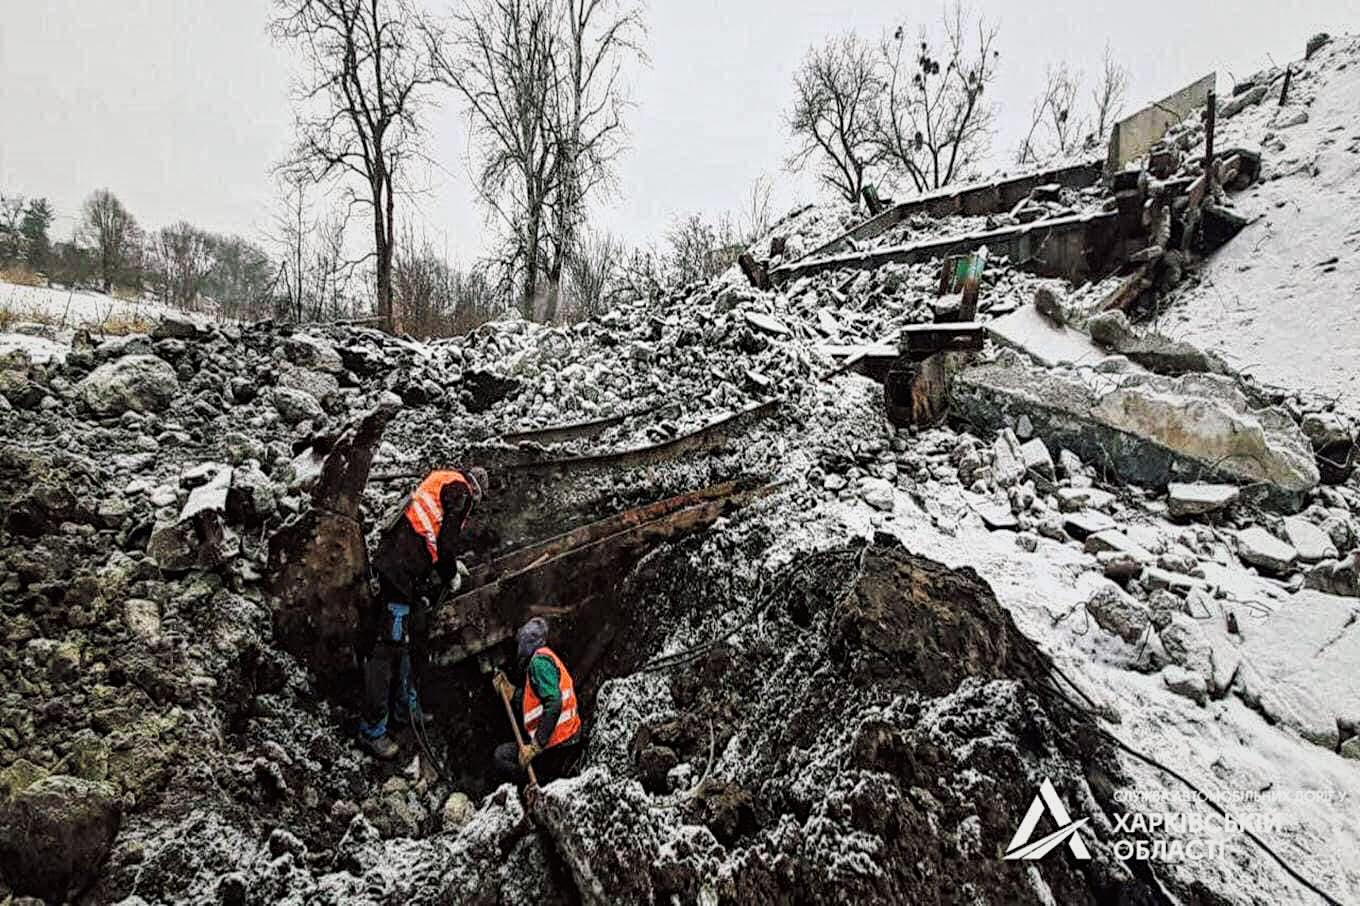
403, 470, 474, 562
522, 647, 581, 748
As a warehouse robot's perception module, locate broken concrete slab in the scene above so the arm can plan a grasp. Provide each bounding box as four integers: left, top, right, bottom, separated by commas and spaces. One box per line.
1107, 72, 1215, 170
743, 311, 791, 337
973, 501, 1019, 531
796, 158, 1104, 262
773, 211, 1122, 284
1087, 310, 1230, 376
1235, 591, 1360, 748
1085, 529, 1155, 563
179, 465, 232, 523
1063, 510, 1117, 540
1167, 482, 1239, 518
1141, 566, 1207, 595
987, 305, 1115, 369
1283, 516, 1339, 563
953, 355, 1319, 509
1235, 526, 1298, 573
1162, 664, 1208, 705
1057, 486, 1115, 512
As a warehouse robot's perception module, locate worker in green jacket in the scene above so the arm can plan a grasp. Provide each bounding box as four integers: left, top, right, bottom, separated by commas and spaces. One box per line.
492, 618, 582, 780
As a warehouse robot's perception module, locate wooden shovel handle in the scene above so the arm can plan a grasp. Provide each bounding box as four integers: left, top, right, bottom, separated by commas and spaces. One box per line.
496, 676, 539, 788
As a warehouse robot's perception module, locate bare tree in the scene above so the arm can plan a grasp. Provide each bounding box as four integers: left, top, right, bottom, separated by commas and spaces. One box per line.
428, 0, 558, 320
872, 3, 1000, 193
79, 189, 139, 293
0, 194, 25, 266
540, 0, 644, 322
1017, 46, 1128, 165
271, 0, 437, 332
787, 31, 882, 204
309, 205, 358, 321
427, 0, 641, 322
272, 169, 312, 322
1017, 63, 1083, 164
151, 221, 216, 311
1091, 42, 1129, 145
560, 229, 619, 320
207, 236, 276, 321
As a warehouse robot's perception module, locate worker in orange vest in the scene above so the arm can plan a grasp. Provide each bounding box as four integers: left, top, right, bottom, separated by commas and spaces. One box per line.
358, 466, 488, 760
492, 617, 583, 779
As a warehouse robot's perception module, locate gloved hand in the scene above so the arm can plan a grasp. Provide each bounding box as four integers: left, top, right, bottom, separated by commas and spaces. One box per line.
492, 671, 513, 701
518, 742, 541, 768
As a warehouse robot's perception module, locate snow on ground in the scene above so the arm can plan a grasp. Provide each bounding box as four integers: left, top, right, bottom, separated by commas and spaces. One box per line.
0, 281, 204, 334
0, 332, 67, 364
1164, 35, 1360, 416
853, 473, 1360, 905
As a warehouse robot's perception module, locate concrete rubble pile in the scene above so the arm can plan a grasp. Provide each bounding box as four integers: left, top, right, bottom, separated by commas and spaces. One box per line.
1, 31, 1359, 906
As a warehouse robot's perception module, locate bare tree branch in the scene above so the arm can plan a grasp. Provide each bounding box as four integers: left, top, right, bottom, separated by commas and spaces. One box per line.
272, 0, 437, 332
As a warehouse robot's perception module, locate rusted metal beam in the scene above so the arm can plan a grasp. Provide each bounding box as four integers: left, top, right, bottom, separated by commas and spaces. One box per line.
900, 321, 985, 360
796, 159, 1103, 263
267, 401, 398, 688
772, 210, 1121, 284
498, 408, 646, 446
464, 478, 758, 589
1098, 263, 1155, 313
428, 480, 781, 665
498, 398, 782, 473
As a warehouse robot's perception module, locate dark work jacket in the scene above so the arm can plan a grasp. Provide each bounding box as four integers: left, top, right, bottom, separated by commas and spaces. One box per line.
371, 480, 474, 604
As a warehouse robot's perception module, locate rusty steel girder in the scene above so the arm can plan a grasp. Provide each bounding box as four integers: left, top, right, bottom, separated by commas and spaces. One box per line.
427, 478, 779, 666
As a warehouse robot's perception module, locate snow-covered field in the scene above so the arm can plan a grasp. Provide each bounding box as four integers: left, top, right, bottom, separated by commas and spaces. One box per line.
0, 281, 200, 334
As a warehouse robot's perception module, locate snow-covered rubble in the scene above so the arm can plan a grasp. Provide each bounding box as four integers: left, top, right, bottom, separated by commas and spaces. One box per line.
2, 31, 1360, 906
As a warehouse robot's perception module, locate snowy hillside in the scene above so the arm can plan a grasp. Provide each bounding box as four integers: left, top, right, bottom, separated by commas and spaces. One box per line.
1166, 36, 1360, 413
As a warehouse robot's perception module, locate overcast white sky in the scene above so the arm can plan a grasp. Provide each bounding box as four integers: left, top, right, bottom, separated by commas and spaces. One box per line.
3, 1, 1357, 265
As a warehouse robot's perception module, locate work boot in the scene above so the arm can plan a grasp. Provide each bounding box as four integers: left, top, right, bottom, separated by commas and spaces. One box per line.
359, 733, 399, 761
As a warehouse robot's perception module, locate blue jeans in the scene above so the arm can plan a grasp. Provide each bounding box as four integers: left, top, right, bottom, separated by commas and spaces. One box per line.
359, 602, 420, 738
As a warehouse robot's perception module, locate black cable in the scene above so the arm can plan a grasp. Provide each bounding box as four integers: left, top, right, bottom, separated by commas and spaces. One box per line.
1039, 662, 1344, 906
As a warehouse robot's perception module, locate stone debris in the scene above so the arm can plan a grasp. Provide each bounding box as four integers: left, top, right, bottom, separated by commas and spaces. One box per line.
0, 774, 122, 903
1236, 593, 1360, 748
3, 37, 1360, 905
1161, 664, 1208, 706
1235, 526, 1299, 572
77, 354, 179, 416
1166, 482, 1239, 518
1086, 583, 1151, 644
1283, 515, 1339, 562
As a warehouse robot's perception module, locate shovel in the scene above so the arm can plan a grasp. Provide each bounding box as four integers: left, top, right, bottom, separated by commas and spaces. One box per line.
480, 654, 538, 788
